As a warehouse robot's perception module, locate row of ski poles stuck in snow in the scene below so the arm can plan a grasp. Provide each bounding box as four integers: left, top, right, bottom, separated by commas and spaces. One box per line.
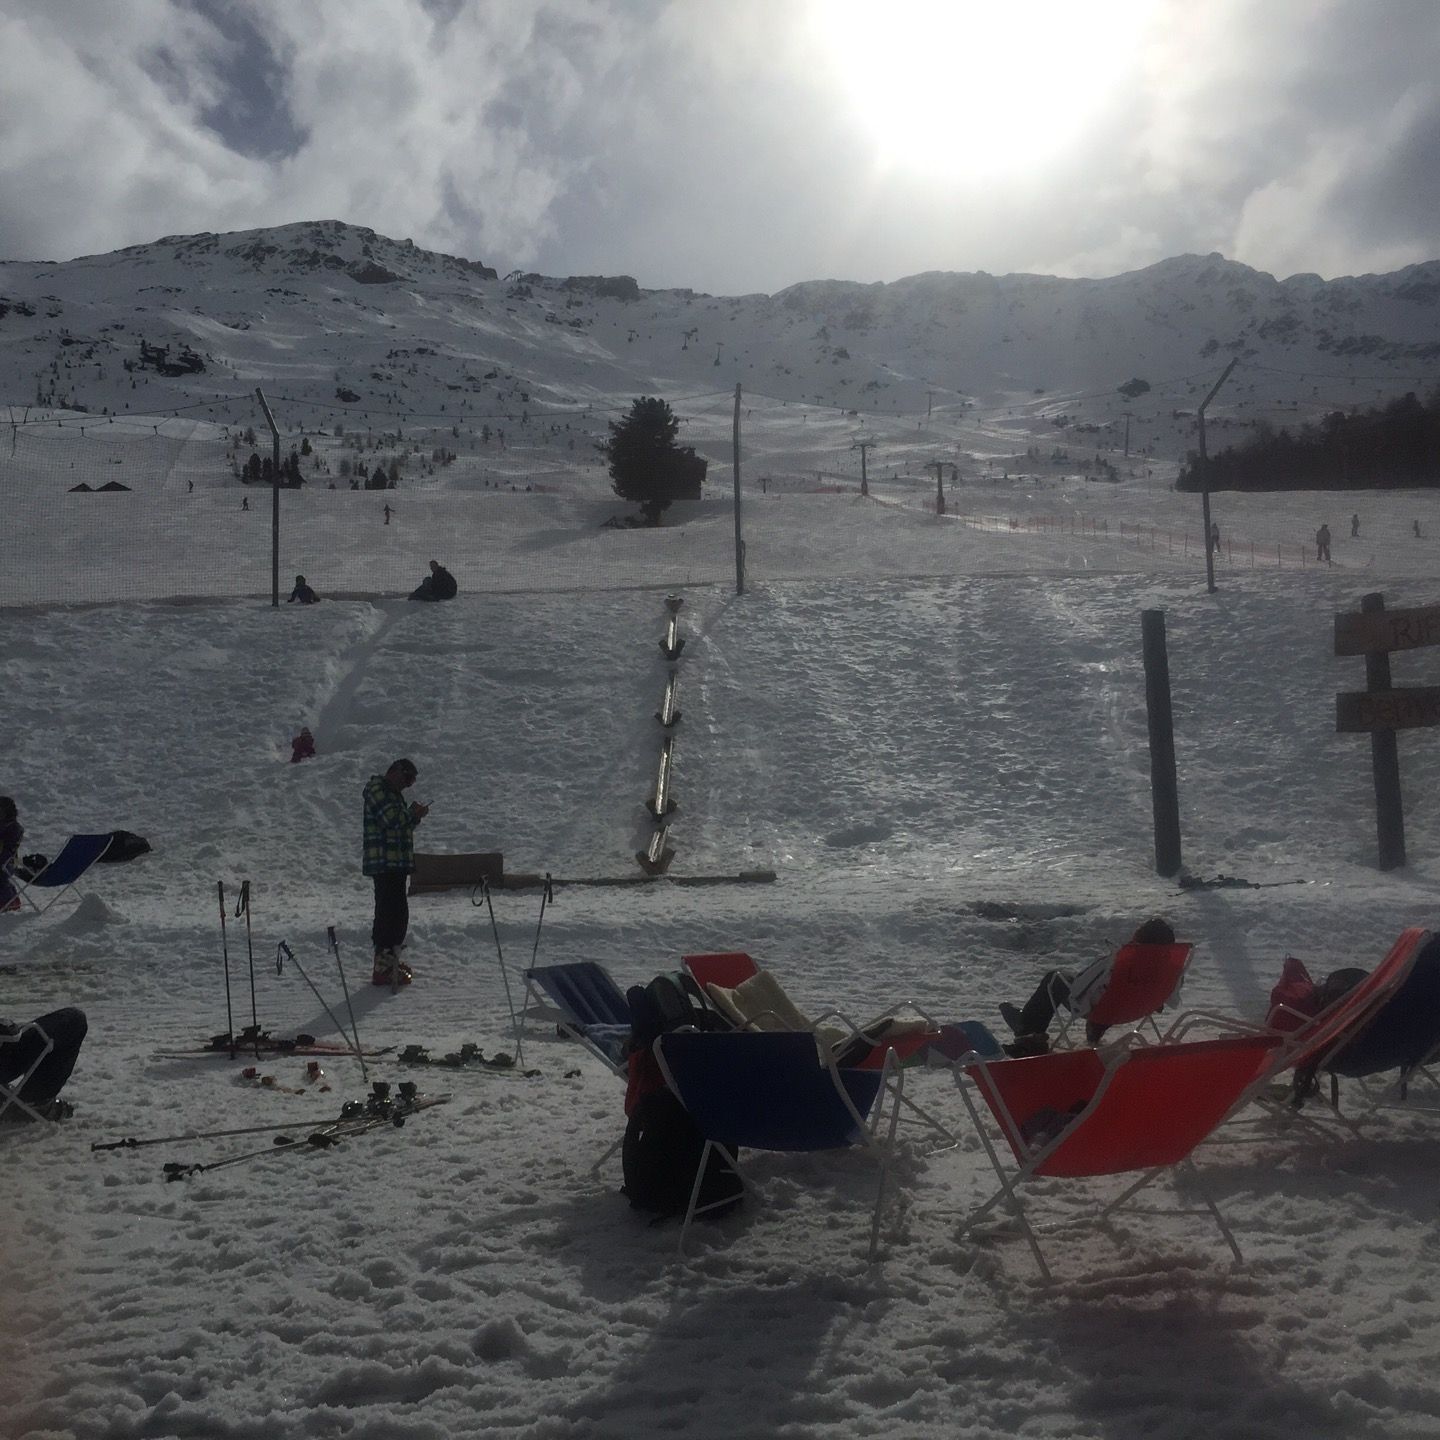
214, 873, 558, 1077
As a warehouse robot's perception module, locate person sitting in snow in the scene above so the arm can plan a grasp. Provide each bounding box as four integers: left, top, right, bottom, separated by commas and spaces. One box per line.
290, 728, 317, 764
288, 575, 320, 604
0, 796, 22, 912
409, 560, 457, 603
0, 1005, 87, 1121
997, 917, 1177, 1054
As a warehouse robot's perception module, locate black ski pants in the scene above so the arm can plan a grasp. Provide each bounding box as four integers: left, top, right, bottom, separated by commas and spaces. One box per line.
371, 872, 410, 953
1, 1006, 87, 1102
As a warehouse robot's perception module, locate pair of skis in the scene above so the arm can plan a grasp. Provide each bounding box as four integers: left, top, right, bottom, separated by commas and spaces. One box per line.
93, 1081, 449, 1178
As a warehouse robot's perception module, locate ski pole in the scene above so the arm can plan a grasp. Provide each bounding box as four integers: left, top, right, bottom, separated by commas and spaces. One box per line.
327, 926, 368, 1083
473, 879, 524, 1067
93, 1114, 337, 1152
217, 881, 236, 1059
530, 872, 554, 972
237, 880, 259, 1058
275, 942, 363, 1076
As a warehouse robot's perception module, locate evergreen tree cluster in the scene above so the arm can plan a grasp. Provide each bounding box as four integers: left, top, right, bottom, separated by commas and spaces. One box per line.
1179, 391, 1440, 492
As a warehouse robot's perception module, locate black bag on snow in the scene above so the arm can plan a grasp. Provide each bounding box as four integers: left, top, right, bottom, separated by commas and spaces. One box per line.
619, 971, 740, 1218
98, 830, 151, 864
622, 1088, 742, 1218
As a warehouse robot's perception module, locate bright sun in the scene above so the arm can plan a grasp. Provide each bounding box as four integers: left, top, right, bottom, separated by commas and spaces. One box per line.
813, 0, 1148, 179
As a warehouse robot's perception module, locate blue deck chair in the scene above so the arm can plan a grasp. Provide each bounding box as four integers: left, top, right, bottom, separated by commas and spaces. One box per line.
15, 834, 114, 915
521, 961, 631, 1074
654, 1029, 906, 1259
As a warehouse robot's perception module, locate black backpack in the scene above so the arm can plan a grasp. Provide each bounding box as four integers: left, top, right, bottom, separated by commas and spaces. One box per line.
621, 1088, 742, 1218
1295, 939, 1440, 1104
620, 972, 741, 1219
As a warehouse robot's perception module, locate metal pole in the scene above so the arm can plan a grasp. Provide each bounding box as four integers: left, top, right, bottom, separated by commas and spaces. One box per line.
255, 388, 281, 606
1141, 609, 1182, 877
1196, 358, 1237, 595
217, 881, 235, 1058
326, 926, 368, 1082
732, 383, 745, 595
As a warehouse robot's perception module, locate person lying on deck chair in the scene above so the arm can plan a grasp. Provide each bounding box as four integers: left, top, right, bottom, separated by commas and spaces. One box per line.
0, 1006, 88, 1121
997, 917, 1177, 1055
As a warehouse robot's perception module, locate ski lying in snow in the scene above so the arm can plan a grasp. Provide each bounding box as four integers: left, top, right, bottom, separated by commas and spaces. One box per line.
397, 1042, 540, 1078
159, 1082, 451, 1179
155, 1029, 395, 1059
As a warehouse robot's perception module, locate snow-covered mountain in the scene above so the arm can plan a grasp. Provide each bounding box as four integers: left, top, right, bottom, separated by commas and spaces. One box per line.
3, 220, 1438, 442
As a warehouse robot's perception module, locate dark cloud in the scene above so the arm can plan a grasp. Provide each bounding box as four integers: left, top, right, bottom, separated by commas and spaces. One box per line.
180, 0, 307, 159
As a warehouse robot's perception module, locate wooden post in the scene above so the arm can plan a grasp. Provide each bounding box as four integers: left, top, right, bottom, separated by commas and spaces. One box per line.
1362, 592, 1407, 869
1142, 609, 1182, 877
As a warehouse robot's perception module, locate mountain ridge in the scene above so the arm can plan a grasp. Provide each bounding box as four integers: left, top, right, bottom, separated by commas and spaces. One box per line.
3, 221, 1437, 455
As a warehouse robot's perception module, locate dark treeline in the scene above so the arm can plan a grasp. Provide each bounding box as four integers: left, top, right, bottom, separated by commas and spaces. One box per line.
1177, 391, 1440, 492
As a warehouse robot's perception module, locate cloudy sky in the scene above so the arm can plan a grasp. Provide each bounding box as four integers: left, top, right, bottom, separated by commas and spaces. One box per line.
3, 0, 1439, 293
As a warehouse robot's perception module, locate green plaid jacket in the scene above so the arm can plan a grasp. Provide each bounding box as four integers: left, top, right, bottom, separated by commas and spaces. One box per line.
362, 774, 416, 875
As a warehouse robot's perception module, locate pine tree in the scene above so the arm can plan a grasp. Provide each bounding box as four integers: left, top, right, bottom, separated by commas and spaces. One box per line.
600, 397, 707, 525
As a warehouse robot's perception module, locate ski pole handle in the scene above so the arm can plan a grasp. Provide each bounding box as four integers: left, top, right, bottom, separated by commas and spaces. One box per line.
234, 879, 250, 918
275, 941, 292, 976
326, 925, 337, 947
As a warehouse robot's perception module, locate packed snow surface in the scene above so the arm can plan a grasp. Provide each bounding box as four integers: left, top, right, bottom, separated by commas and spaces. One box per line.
7, 430, 1440, 1439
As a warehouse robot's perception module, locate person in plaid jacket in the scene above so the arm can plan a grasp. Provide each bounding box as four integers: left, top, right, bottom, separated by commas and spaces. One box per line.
362, 759, 429, 985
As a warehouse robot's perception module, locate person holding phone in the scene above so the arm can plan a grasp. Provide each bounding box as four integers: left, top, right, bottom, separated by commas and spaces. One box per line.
361, 758, 430, 986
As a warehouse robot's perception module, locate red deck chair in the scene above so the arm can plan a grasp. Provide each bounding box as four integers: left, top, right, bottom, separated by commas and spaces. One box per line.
1055, 941, 1194, 1045
954, 1031, 1282, 1280
682, 952, 760, 991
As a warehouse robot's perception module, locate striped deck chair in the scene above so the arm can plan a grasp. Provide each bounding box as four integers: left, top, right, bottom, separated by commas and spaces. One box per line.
520, 961, 631, 1074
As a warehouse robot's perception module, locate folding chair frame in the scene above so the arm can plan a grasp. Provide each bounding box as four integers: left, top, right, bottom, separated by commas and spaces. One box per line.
0, 1020, 56, 1124
520, 964, 630, 1077
655, 1035, 907, 1261
954, 1040, 1247, 1282
15, 834, 114, 915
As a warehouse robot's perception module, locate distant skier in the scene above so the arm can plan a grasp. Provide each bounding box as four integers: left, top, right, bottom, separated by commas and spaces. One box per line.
1350, 513, 1360, 538
1316, 523, 1332, 564
383, 504, 393, 525
241, 495, 249, 512
290, 727, 316, 764
288, 575, 319, 604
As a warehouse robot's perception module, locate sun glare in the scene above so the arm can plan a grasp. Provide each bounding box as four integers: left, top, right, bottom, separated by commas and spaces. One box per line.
814, 0, 1147, 179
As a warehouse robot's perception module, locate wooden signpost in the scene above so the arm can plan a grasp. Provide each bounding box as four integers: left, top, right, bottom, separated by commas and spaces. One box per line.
1334, 592, 1440, 870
